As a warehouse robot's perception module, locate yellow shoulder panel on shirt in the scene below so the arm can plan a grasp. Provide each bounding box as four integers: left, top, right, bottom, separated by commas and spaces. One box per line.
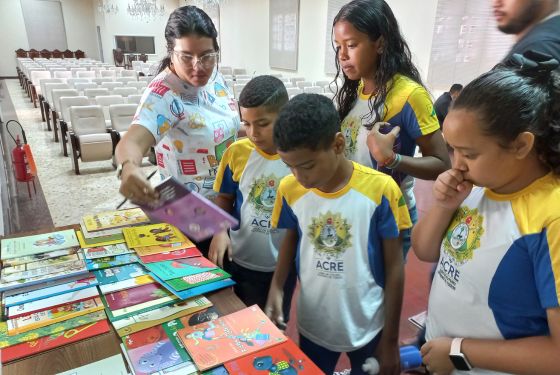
271, 174, 309, 228
384, 74, 440, 136
213, 138, 254, 190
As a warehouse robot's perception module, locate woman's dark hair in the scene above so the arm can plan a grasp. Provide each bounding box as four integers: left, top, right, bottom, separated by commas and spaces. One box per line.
157, 6, 219, 74
453, 52, 560, 173
332, 0, 423, 124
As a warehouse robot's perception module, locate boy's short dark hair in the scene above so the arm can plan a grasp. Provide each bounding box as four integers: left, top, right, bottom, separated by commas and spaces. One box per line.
238, 75, 289, 113
450, 83, 463, 93
274, 93, 340, 152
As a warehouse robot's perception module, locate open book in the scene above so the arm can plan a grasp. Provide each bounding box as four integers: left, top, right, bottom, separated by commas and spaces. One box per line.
140, 177, 238, 242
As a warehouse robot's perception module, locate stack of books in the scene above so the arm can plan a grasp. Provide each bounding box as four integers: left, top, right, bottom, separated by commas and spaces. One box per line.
0, 229, 108, 363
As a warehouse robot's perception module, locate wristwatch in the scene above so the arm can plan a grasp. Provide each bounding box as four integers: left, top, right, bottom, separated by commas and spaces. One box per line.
116, 160, 137, 180
449, 337, 473, 371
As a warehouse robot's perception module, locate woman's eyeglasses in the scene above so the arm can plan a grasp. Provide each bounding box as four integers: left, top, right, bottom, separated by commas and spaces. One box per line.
173, 51, 219, 69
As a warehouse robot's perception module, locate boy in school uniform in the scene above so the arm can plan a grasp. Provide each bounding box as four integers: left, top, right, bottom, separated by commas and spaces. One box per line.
265, 93, 411, 375
210, 75, 295, 316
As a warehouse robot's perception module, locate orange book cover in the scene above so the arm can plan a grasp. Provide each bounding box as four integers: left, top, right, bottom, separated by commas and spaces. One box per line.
224, 339, 325, 374
123, 224, 188, 249
178, 305, 286, 371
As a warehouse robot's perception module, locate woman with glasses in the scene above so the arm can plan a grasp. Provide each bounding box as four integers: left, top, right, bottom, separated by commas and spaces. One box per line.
115, 6, 240, 251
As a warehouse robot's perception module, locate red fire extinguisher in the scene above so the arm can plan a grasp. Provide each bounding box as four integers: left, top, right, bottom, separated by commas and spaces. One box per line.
7, 120, 36, 181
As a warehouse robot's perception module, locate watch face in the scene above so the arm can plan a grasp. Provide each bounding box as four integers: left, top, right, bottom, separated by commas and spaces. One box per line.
450, 354, 472, 371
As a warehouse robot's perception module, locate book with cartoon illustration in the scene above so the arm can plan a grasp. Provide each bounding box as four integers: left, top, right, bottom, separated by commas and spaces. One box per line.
1, 248, 78, 268
85, 253, 139, 270
82, 207, 150, 232
6, 297, 105, 335
112, 297, 212, 337
143, 257, 218, 281
178, 305, 287, 371
0, 310, 106, 349
123, 223, 189, 249
224, 339, 325, 374
83, 243, 132, 259
139, 176, 238, 242
134, 240, 197, 257
92, 263, 147, 285
1, 258, 87, 284
0, 319, 110, 363
139, 247, 203, 263
0, 229, 79, 260
122, 324, 188, 375
0, 261, 89, 293
1, 252, 82, 276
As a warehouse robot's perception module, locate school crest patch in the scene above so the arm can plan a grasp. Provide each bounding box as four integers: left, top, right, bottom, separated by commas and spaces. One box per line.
308, 211, 351, 258
443, 206, 484, 264
248, 174, 280, 216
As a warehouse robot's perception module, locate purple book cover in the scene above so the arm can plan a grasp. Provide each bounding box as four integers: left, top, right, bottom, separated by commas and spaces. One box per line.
105, 283, 173, 311
141, 177, 238, 242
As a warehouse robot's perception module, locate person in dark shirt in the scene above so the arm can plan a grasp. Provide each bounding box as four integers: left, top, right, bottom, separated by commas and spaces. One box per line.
433, 84, 462, 127
492, 0, 560, 61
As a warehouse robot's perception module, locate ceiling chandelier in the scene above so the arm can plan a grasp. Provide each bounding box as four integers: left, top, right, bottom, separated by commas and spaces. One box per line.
97, 0, 119, 15
127, 0, 165, 21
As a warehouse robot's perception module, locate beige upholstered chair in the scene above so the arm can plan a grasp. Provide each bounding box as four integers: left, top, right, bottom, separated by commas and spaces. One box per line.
59, 96, 89, 156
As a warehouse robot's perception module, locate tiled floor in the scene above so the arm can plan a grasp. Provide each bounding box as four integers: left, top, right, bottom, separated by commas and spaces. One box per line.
4, 78, 435, 374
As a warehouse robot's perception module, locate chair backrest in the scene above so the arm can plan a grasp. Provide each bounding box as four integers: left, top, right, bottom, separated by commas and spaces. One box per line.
296, 81, 313, 89
70, 105, 106, 136
45, 82, 69, 105
314, 80, 331, 88
39, 78, 63, 98
95, 95, 125, 120
53, 70, 73, 79
303, 86, 324, 94
286, 87, 303, 98
283, 82, 294, 88
66, 78, 90, 89
235, 74, 251, 80
219, 66, 233, 75
115, 77, 136, 84
84, 88, 110, 103
77, 71, 96, 79
233, 68, 247, 75
109, 104, 137, 132
126, 94, 142, 104
74, 82, 97, 94
235, 78, 250, 85
100, 70, 117, 79
112, 87, 137, 97
60, 96, 89, 122
70, 67, 86, 76
92, 78, 113, 85
52, 89, 79, 112
138, 76, 152, 83
290, 77, 305, 84
100, 82, 124, 91
31, 70, 52, 85
126, 81, 147, 90
119, 70, 137, 79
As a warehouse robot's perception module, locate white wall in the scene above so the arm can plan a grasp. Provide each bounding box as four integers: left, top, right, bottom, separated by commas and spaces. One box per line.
0, 0, 29, 77
0, 0, 99, 77
94, 0, 180, 65
218, 0, 437, 83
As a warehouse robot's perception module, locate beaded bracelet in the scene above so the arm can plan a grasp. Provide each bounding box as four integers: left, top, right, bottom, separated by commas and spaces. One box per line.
385, 153, 402, 169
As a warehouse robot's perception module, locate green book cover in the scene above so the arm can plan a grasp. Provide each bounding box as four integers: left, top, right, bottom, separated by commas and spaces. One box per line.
166, 269, 231, 291
0, 310, 106, 348
100, 293, 178, 322
161, 318, 193, 362
1, 229, 79, 260
143, 258, 217, 281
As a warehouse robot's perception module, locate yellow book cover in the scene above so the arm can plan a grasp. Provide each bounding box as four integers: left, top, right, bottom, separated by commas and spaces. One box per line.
76, 230, 125, 249
82, 208, 149, 232
122, 224, 188, 249
7, 297, 105, 335
134, 239, 196, 257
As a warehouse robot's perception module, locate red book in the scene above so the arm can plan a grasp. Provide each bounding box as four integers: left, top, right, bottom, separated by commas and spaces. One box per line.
0, 319, 110, 363
139, 248, 203, 264
224, 339, 325, 374
178, 305, 287, 371
104, 283, 173, 311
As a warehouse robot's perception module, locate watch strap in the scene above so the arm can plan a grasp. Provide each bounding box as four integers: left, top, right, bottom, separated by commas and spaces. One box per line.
450, 337, 464, 355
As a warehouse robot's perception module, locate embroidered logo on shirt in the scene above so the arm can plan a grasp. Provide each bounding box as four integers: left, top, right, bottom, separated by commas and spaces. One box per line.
443, 206, 484, 264
341, 116, 360, 157
308, 212, 352, 257
249, 175, 280, 215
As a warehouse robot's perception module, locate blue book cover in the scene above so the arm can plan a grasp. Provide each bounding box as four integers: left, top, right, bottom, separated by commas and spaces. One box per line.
149, 272, 235, 300
93, 264, 147, 285
85, 253, 139, 270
